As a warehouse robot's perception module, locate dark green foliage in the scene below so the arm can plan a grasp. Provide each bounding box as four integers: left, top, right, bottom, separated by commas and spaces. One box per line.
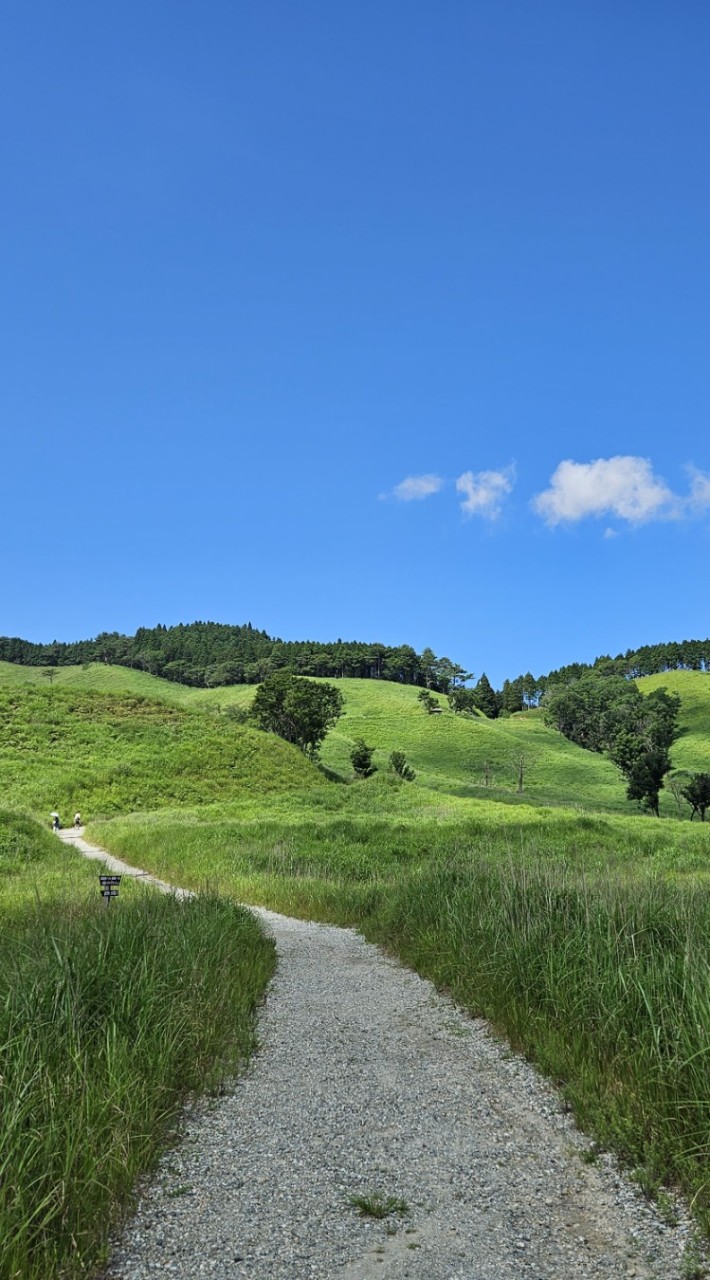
5, 625, 710, 710
501, 677, 524, 713
447, 686, 477, 714
626, 748, 672, 817
505, 636, 710, 703
607, 687, 680, 774
432, 658, 473, 692
0, 624, 468, 693
471, 673, 500, 718
543, 674, 680, 812
417, 689, 438, 714
682, 773, 710, 821
544, 673, 636, 753
250, 673, 344, 757
350, 739, 377, 778
389, 751, 415, 781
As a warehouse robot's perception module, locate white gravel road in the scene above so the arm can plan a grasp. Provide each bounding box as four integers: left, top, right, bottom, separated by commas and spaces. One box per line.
59, 832, 702, 1279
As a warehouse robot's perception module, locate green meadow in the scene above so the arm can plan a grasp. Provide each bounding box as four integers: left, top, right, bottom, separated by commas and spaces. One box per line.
0, 660, 676, 815
1, 658, 710, 1268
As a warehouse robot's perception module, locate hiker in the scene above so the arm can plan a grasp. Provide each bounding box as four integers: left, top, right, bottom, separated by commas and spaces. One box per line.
51, 811, 61, 831
74, 812, 82, 829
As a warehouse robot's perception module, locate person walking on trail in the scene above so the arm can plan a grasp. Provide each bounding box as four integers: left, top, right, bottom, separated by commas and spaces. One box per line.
74, 812, 81, 829
50, 811, 60, 831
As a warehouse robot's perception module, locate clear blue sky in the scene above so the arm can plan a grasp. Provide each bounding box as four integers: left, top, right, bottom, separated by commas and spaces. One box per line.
2, 1, 708, 686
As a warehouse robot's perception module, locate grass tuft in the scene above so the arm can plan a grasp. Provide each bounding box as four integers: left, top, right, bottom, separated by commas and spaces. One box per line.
348, 1192, 410, 1219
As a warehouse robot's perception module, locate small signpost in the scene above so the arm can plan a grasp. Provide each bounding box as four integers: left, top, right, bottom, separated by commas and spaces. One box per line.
99, 874, 122, 906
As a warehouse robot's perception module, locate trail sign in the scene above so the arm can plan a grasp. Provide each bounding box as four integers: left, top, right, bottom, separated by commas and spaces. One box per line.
99, 873, 121, 905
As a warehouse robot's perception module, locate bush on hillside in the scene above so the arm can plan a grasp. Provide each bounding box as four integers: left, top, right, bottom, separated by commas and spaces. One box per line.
350, 739, 377, 778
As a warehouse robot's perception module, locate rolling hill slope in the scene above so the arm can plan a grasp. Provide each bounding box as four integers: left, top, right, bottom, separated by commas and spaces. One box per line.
314, 679, 629, 811
3, 662, 709, 819
0, 660, 196, 703
0, 684, 320, 819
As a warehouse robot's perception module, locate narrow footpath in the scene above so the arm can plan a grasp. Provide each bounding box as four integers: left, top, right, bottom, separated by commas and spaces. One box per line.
60, 830, 700, 1280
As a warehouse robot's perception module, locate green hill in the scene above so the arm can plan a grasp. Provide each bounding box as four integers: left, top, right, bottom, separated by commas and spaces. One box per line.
3, 662, 710, 820
0, 684, 320, 820
0, 659, 197, 703
311, 678, 627, 811
0, 663, 634, 815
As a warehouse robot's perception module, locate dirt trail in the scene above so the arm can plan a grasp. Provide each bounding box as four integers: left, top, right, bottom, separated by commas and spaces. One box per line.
59, 830, 698, 1279
56, 828, 193, 898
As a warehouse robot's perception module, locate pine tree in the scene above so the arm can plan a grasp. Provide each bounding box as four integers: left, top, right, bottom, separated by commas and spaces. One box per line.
472, 673, 499, 719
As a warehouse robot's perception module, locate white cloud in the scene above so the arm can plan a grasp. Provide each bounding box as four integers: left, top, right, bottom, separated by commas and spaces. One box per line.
687, 467, 710, 511
456, 466, 515, 520
532, 456, 677, 527
391, 473, 443, 501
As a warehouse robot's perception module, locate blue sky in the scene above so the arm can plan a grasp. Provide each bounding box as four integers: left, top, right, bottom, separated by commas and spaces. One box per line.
2, 1, 709, 686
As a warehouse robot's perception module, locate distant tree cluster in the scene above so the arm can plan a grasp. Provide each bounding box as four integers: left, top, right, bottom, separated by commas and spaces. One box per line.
350, 739, 377, 778
543, 673, 681, 815
502, 638, 710, 709
0, 623, 473, 694
348, 741, 416, 781
671, 772, 710, 822
248, 675, 417, 783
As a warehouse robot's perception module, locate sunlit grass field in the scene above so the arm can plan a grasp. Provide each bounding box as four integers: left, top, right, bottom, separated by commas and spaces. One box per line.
5, 661, 710, 818
0, 682, 320, 820
638, 669, 710, 772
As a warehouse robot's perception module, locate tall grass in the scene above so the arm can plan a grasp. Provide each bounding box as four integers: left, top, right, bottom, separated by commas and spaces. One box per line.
0, 889, 275, 1280
361, 860, 710, 1229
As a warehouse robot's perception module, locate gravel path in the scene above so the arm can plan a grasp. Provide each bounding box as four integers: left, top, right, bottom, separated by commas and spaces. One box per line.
59, 832, 702, 1279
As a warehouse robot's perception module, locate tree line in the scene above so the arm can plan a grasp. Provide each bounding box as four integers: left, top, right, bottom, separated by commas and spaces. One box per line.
3, 622, 709, 711
501, 637, 710, 711
0, 622, 471, 693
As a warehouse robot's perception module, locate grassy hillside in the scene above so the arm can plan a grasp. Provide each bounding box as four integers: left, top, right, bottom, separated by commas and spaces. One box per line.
0, 659, 197, 703
638, 669, 710, 773
0, 663, 628, 814
317, 679, 631, 811
3, 661, 710, 819
0, 685, 320, 819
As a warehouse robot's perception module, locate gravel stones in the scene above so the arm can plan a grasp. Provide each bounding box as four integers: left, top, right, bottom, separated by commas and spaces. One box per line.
103, 908, 703, 1279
